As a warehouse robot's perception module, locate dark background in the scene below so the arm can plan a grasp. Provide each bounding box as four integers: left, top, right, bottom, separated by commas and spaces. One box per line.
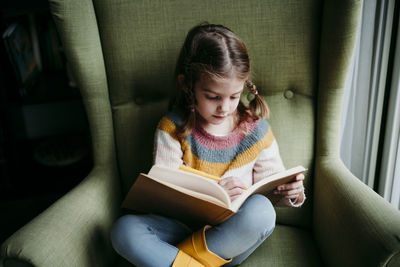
0, 0, 92, 243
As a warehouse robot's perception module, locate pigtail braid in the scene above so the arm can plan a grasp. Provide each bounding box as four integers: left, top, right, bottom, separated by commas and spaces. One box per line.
177, 84, 197, 139
246, 80, 269, 119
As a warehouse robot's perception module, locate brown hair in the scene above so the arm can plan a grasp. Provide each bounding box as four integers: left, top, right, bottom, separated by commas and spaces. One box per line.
170, 23, 269, 138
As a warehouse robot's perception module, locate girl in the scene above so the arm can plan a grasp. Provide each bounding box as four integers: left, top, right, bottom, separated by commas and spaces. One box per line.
111, 23, 305, 267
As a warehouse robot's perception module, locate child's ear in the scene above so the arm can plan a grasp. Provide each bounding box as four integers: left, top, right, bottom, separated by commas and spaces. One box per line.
178, 74, 188, 93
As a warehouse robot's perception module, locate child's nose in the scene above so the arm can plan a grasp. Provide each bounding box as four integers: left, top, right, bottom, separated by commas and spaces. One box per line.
219, 99, 230, 112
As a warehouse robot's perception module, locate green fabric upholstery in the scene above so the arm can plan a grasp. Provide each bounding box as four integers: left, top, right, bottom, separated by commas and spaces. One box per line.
2, 0, 400, 266
94, 0, 321, 227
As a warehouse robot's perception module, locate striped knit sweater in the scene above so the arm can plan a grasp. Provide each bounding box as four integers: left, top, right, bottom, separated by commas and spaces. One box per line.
153, 110, 304, 207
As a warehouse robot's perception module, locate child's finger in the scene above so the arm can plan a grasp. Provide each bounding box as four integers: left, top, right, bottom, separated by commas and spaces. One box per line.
277, 180, 303, 191
285, 194, 300, 199
228, 188, 245, 196
274, 186, 304, 196
273, 189, 299, 198
219, 177, 247, 201
284, 188, 302, 195
219, 177, 247, 190
284, 187, 304, 197
227, 187, 246, 201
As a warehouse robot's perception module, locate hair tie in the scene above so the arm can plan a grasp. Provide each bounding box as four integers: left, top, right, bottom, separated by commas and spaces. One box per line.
246, 80, 258, 96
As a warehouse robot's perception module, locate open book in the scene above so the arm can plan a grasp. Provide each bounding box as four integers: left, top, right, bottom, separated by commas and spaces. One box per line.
122, 165, 306, 228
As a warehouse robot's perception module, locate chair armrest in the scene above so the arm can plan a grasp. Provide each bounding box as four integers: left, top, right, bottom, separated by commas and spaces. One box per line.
0, 166, 121, 267
314, 157, 400, 267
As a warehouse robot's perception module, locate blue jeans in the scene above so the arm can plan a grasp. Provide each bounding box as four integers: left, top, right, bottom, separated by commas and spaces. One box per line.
111, 194, 276, 267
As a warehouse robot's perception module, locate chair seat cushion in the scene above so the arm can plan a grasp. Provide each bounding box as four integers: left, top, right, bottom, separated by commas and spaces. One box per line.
242, 224, 322, 266
115, 224, 322, 267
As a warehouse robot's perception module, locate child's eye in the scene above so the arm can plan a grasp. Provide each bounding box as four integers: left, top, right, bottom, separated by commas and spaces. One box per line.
230, 96, 240, 100
205, 95, 220, 100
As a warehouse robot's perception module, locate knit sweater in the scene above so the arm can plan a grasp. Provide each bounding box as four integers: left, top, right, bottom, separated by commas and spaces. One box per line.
153, 110, 304, 207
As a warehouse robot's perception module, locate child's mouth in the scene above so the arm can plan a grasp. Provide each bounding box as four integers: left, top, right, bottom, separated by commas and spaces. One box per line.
213, 114, 227, 119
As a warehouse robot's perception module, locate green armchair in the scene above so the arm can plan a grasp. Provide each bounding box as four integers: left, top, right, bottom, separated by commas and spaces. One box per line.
2, 0, 400, 266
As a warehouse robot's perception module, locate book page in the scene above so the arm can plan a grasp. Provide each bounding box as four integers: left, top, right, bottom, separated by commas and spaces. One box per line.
143, 174, 227, 207
122, 174, 235, 227
230, 166, 307, 211
148, 165, 231, 207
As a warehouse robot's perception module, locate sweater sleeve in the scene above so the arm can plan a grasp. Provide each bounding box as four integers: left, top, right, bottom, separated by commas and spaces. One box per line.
153, 117, 183, 169
252, 138, 305, 207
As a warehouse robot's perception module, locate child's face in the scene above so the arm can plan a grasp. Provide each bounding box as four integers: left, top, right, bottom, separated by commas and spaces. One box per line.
194, 76, 244, 132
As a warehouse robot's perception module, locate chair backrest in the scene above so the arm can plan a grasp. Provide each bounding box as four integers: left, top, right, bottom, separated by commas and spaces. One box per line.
49, 0, 360, 228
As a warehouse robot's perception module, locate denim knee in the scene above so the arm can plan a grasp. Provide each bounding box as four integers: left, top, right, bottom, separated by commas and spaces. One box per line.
110, 214, 186, 267
110, 215, 146, 257
239, 194, 276, 239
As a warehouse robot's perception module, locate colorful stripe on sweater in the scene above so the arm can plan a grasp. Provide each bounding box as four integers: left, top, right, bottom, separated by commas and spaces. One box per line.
156, 111, 276, 177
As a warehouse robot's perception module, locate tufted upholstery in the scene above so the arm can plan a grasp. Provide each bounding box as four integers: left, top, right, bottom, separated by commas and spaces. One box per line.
2, 1, 400, 267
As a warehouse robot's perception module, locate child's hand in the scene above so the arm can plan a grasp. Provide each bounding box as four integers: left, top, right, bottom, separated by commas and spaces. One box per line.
218, 177, 248, 202
273, 174, 305, 201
